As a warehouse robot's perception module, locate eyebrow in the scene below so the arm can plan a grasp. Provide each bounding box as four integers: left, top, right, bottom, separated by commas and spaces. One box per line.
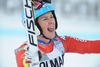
39, 13, 53, 19
39, 16, 47, 20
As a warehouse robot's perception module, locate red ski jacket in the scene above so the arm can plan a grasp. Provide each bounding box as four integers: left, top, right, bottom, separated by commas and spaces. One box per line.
15, 36, 100, 67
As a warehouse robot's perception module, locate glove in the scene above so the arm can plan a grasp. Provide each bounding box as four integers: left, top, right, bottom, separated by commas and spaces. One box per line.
24, 46, 42, 67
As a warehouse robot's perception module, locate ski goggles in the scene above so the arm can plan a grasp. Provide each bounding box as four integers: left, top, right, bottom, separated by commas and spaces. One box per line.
34, 0, 42, 3
34, 0, 51, 3
30, 0, 43, 9
30, 0, 51, 9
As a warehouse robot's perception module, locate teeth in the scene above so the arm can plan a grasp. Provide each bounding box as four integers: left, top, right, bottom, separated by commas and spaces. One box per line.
51, 27, 53, 28
49, 26, 53, 28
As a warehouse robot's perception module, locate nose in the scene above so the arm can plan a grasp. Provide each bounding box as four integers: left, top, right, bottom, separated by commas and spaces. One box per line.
48, 18, 54, 24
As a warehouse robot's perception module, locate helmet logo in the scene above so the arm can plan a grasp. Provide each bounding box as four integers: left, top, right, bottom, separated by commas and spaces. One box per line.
46, 6, 50, 11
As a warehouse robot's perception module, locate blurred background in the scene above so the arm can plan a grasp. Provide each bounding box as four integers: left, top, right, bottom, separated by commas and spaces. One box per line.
0, 0, 100, 67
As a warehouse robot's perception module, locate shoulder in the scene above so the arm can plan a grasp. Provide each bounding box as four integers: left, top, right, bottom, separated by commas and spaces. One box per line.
57, 35, 77, 40
57, 36, 67, 40
15, 41, 27, 55
15, 42, 28, 67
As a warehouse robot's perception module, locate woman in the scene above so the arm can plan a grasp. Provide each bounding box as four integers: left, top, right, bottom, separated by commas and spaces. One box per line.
15, 3, 100, 67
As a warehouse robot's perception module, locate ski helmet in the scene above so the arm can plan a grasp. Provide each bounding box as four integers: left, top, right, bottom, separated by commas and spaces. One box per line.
21, 3, 58, 36
34, 3, 58, 35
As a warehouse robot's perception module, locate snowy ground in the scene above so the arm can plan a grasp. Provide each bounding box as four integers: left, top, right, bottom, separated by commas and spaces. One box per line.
0, 2, 100, 67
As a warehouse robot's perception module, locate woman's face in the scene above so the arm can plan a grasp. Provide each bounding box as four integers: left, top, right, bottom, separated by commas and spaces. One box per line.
37, 12, 56, 39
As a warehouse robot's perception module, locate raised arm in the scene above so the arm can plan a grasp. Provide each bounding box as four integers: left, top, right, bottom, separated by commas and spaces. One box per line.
59, 36, 100, 54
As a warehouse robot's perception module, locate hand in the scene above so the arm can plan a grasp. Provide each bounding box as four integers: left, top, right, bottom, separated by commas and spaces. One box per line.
24, 46, 42, 66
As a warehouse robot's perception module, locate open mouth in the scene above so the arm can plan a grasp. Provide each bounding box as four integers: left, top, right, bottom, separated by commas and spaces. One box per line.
47, 27, 55, 32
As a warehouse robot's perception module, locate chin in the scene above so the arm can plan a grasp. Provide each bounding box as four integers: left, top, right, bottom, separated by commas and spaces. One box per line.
43, 31, 56, 38
49, 34, 56, 39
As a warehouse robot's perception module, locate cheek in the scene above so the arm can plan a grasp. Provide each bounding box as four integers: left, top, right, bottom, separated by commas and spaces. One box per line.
38, 21, 48, 30
41, 24, 46, 29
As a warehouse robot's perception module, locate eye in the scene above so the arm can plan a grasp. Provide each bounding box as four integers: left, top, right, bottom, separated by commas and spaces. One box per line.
50, 15, 54, 19
42, 17, 47, 21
